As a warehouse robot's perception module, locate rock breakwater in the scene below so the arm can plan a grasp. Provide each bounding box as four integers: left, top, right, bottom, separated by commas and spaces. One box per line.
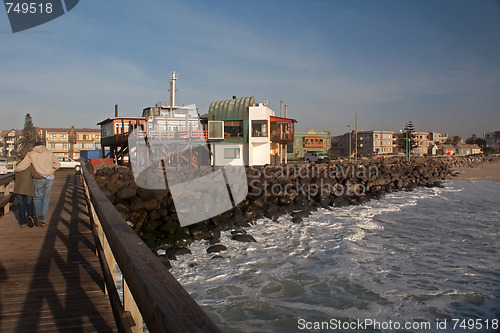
92, 157, 462, 259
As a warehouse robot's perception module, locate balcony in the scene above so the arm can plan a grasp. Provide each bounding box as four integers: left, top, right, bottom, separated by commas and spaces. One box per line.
270, 117, 295, 144
303, 137, 324, 148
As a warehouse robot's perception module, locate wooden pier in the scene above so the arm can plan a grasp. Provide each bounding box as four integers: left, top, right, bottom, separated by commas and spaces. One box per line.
0, 170, 117, 332
0, 167, 221, 333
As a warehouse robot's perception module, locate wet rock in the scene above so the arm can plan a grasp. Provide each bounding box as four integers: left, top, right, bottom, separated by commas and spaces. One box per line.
115, 187, 137, 200
190, 226, 213, 241
207, 244, 227, 253
167, 246, 192, 260
211, 255, 224, 259
105, 181, 121, 195
143, 198, 159, 212
175, 236, 194, 247
232, 234, 257, 242
157, 256, 172, 269
232, 211, 247, 226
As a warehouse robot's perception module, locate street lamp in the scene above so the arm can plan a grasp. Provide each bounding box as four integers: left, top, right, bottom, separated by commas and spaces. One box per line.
347, 124, 351, 163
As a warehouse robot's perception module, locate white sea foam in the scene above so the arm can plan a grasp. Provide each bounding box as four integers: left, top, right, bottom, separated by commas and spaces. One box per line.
168, 181, 500, 332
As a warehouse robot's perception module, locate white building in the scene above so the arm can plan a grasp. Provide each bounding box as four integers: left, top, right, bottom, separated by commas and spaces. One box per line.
208, 96, 295, 166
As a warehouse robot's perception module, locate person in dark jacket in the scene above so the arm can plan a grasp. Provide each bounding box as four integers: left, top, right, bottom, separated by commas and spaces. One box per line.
14, 163, 43, 228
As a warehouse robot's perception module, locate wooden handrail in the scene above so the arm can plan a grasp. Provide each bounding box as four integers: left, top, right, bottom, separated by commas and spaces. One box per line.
0, 173, 15, 215
0, 173, 15, 187
81, 164, 221, 333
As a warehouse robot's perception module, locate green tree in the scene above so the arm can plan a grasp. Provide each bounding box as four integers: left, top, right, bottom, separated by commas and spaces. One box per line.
465, 134, 477, 144
444, 135, 461, 145
465, 134, 486, 148
475, 137, 486, 148
483, 147, 495, 155
451, 136, 461, 145
18, 113, 40, 157
397, 120, 417, 155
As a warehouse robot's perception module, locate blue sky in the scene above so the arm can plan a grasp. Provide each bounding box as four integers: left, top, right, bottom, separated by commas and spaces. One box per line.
1, 0, 499, 138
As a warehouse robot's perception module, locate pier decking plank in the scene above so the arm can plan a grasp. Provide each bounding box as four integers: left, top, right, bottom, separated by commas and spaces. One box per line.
0, 171, 117, 333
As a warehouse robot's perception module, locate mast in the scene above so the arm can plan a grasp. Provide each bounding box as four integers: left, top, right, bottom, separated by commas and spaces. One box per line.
169, 72, 178, 112
355, 112, 358, 162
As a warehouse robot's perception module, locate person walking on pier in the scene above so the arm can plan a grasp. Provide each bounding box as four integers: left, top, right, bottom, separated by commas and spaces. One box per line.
16, 143, 60, 227
14, 151, 44, 228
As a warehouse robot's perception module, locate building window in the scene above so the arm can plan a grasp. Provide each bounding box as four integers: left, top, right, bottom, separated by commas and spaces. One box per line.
50, 134, 56, 140
224, 121, 243, 138
63, 143, 68, 150
224, 148, 240, 159
50, 143, 55, 150
82, 134, 89, 140
252, 120, 268, 137
61, 134, 67, 139
208, 121, 224, 140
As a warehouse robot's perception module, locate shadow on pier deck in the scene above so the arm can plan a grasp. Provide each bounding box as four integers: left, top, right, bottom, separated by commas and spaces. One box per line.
0, 170, 117, 332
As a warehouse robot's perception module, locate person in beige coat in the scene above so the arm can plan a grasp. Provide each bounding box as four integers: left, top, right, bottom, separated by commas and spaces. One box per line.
16, 143, 60, 226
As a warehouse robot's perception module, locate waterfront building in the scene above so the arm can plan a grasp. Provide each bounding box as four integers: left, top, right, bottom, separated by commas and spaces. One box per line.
436, 144, 456, 156
429, 132, 448, 144
44, 127, 102, 159
413, 131, 432, 156
428, 144, 438, 156
0, 129, 20, 158
207, 96, 296, 166
45, 128, 70, 157
330, 130, 394, 157
291, 129, 331, 158
358, 130, 395, 156
98, 113, 145, 161
484, 131, 500, 152
455, 144, 482, 156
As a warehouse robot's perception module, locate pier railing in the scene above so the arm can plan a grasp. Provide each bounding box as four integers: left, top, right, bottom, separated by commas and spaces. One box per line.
0, 173, 15, 215
81, 164, 221, 333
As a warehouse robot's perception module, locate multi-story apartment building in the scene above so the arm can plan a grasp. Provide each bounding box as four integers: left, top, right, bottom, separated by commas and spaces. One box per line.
73, 128, 101, 159
413, 131, 432, 156
359, 130, 395, 156
395, 131, 434, 156
429, 132, 448, 144
45, 127, 101, 159
290, 129, 331, 158
330, 130, 394, 157
484, 131, 500, 152
330, 133, 350, 157
45, 128, 70, 157
0, 129, 20, 158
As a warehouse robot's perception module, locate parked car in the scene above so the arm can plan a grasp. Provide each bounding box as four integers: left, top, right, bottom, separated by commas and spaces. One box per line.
0, 158, 13, 174
57, 156, 81, 171
304, 152, 330, 163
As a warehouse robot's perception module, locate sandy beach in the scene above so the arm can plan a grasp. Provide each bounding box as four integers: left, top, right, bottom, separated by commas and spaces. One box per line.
451, 158, 500, 183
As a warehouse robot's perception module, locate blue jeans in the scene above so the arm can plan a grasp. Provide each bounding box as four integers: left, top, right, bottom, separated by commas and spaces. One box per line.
16, 194, 34, 225
34, 178, 54, 222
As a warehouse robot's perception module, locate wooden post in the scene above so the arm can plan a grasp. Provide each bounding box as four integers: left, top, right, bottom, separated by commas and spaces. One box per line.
124, 279, 143, 333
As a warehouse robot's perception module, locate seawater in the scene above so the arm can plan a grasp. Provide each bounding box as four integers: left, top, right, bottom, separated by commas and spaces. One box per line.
170, 181, 500, 333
